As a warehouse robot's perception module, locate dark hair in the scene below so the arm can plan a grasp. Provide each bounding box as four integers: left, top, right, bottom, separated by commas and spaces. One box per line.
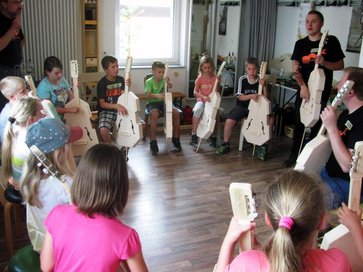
44, 56, 62, 75
245, 57, 259, 68
152, 61, 165, 70
101, 55, 118, 70
71, 144, 129, 218
345, 66, 363, 101
307, 10, 324, 23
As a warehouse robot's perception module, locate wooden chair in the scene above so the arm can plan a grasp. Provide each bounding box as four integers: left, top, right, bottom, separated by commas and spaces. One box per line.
142, 73, 153, 140
0, 181, 23, 257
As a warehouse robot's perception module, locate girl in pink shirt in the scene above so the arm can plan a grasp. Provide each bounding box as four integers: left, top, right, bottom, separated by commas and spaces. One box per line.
40, 144, 148, 272
215, 170, 351, 272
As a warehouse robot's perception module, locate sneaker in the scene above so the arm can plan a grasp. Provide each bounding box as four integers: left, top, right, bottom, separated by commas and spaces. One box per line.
120, 146, 129, 162
256, 145, 267, 161
150, 140, 159, 155
172, 137, 182, 152
189, 134, 198, 146
216, 143, 230, 155
209, 136, 217, 148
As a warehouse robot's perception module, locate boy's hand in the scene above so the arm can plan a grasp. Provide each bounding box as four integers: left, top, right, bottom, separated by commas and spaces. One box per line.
259, 78, 266, 86
251, 94, 259, 102
155, 94, 164, 100
300, 85, 310, 101
338, 203, 362, 233
116, 104, 128, 116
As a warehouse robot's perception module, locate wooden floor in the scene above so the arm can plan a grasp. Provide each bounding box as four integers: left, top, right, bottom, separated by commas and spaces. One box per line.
0, 131, 292, 271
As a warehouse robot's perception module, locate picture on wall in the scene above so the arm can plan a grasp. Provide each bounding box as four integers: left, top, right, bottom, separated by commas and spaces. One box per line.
346, 5, 363, 53
219, 6, 227, 36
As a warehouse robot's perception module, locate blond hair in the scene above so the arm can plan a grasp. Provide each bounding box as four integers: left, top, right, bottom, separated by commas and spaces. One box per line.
21, 144, 76, 207
1, 96, 39, 182
264, 170, 326, 272
0, 76, 25, 99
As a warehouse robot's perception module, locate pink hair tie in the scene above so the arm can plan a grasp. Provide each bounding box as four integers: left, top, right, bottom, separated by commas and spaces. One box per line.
279, 216, 294, 231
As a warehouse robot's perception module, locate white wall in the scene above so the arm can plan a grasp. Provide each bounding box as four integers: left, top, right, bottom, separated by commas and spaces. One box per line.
274, 6, 360, 81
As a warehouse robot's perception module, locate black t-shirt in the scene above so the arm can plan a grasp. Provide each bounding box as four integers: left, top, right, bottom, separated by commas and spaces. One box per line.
326, 106, 363, 180
97, 75, 125, 112
0, 12, 24, 66
291, 35, 345, 103
235, 75, 259, 108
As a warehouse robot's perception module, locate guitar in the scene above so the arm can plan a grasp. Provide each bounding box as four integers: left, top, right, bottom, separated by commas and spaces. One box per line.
321, 141, 363, 272
114, 56, 143, 148
295, 80, 354, 175
300, 31, 328, 128
164, 64, 173, 145
241, 61, 272, 147
229, 182, 258, 251
25, 75, 60, 119
64, 60, 98, 156
196, 61, 226, 145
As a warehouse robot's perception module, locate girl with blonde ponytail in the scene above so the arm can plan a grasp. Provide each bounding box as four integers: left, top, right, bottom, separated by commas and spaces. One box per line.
215, 170, 351, 272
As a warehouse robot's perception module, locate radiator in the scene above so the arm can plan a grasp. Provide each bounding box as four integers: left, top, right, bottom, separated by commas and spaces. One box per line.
21, 0, 82, 81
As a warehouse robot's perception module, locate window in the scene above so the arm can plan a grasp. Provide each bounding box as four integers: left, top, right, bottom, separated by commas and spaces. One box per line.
117, 0, 186, 66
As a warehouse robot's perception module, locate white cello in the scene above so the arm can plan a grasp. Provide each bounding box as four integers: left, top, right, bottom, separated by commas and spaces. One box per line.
295, 80, 354, 175
196, 61, 226, 151
164, 64, 173, 146
300, 30, 328, 128
64, 60, 98, 156
25, 75, 61, 120
321, 141, 363, 272
114, 56, 143, 148
241, 62, 271, 148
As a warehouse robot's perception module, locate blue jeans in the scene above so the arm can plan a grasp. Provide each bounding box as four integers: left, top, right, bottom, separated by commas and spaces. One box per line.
320, 167, 357, 210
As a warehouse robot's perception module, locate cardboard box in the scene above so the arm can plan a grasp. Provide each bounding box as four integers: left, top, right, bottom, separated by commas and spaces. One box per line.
284, 125, 294, 139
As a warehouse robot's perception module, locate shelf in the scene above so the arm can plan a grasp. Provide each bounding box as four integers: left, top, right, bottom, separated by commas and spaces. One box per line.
82, 0, 98, 73
84, 20, 97, 25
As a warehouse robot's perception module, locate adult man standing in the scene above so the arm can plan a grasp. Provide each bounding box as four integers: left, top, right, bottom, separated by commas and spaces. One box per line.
0, 0, 24, 112
284, 10, 345, 167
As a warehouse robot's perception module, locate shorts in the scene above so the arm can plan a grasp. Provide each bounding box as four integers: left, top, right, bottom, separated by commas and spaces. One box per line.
193, 101, 205, 118
98, 110, 117, 131
146, 102, 164, 116
227, 106, 249, 121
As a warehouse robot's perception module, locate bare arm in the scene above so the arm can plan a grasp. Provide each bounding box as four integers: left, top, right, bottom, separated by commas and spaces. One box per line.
338, 203, 363, 261
126, 251, 149, 272
98, 98, 128, 115
215, 218, 254, 272
0, 16, 21, 51
320, 105, 352, 172
40, 231, 55, 272
316, 55, 344, 71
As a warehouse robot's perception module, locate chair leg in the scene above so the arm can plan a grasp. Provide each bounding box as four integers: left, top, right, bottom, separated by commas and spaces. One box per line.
5, 202, 14, 257
239, 119, 246, 151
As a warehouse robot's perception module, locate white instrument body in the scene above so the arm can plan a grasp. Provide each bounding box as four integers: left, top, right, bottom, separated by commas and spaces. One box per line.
114, 56, 143, 148
196, 61, 226, 140
25, 75, 60, 119
300, 31, 328, 128
242, 62, 272, 146
229, 183, 258, 251
295, 80, 354, 174
321, 141, 363, 272
164, 64, 173, 144
64, 60, 98, 157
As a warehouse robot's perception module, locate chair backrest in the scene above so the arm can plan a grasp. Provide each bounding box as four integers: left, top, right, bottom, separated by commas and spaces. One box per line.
144, 73, 153, 87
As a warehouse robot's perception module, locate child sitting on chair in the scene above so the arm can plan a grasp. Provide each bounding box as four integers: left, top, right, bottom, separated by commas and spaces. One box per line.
190, 54, 219, 147
216, 57, 266, 155
215, 170, 350, 272
145, 61, 181, 154
97, 56, 128, 144
40, 144, 148, 271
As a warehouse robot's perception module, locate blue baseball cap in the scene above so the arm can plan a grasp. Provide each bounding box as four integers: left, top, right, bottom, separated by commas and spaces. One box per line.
25, 118, 83, 154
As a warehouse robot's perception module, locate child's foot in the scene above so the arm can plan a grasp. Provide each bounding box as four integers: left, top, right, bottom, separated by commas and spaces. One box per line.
172, 137, 182, 152
209, 136, 217, 148
150, 140, 159, 155
216, 143, 230, 155
189, 134, 198, 146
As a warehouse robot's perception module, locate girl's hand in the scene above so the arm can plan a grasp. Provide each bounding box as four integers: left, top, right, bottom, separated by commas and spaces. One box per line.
338, 203, 362, 233
224, 217, 255, 244
68, 107, 79, 113
204, 95, 210, 102
126, 78, 131, 87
